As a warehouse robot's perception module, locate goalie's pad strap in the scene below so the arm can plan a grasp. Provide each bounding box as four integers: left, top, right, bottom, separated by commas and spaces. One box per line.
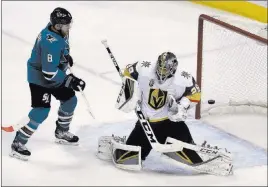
111, 139, 142, 171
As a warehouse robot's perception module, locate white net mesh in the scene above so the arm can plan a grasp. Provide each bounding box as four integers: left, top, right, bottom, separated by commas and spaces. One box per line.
200, 16, 267, 117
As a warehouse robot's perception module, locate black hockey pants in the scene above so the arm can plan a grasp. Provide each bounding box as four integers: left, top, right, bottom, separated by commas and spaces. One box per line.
126, 119, 194, 160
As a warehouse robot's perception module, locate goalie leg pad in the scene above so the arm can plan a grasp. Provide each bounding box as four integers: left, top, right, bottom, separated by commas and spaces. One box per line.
97, 136, 114, 161
111, 139, 142, 171
162, 137, 233, 176
97, 135, 127, 161
163, 148, 203, 165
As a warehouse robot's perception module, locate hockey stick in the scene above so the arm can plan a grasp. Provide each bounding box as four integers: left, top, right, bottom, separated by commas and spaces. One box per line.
2, 124, 20, 132
68, 67, 95, 119
101, 39, 183, 153
66, 38, 95, 120
101, 40, 123, 78
2, 117, 30, 132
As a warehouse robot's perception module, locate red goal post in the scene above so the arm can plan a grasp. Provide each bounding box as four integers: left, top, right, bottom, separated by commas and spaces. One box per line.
195, 14, 268, 119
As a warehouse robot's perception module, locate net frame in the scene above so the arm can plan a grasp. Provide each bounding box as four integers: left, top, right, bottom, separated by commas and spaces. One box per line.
195, 14, 268, 119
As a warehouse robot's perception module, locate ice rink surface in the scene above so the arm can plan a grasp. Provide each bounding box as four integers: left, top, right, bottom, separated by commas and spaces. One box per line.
1, 1, 267, 186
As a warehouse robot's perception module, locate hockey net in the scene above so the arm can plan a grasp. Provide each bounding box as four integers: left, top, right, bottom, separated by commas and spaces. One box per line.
195, 14, 267, 119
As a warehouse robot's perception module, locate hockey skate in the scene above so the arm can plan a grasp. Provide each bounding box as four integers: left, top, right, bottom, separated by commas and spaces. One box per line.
55, 128, 79, 146
9, 140, 31, 161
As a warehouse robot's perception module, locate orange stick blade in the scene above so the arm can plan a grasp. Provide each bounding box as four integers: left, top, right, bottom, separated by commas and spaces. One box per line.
1, 126, 14, 132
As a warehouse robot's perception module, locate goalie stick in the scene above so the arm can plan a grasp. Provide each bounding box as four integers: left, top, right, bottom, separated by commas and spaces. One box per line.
101, 40, 123, 78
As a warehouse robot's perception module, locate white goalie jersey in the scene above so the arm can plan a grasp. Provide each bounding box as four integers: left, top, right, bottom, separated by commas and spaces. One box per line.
115, 61, 201, 122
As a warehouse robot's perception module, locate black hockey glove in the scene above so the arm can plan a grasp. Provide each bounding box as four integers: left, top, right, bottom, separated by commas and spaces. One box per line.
65, 54, 73, 67
64, 74, 86, 91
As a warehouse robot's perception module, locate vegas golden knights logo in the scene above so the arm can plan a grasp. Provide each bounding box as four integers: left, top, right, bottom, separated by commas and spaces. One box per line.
148, 89, 167, 110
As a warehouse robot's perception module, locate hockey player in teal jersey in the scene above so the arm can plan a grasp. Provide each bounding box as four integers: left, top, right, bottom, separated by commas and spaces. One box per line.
10, 7, 86, 161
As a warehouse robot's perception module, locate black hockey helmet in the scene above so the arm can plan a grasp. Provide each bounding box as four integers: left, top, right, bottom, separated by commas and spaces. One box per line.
155, 52, 178, 84
50, 7, 72, 26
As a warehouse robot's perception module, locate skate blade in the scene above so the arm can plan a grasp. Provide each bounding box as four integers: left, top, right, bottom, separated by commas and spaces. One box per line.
9, 151, 29, 161
55, 138, 79, 146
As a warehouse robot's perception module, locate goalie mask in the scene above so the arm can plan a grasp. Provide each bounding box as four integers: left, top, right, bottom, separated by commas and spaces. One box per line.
156, 52, 178, 84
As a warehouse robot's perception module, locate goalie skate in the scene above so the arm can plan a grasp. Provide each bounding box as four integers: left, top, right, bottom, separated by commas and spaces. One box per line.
9, 141, 31, 161
55, 128, 79, 146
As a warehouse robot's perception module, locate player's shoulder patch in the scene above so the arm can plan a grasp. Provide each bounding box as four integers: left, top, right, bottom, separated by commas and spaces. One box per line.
140, 61, 151, 68
180, 71, 192, 80
174, 70, 193, 87
140, 60, 155, 77
46, 34, 58, 43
